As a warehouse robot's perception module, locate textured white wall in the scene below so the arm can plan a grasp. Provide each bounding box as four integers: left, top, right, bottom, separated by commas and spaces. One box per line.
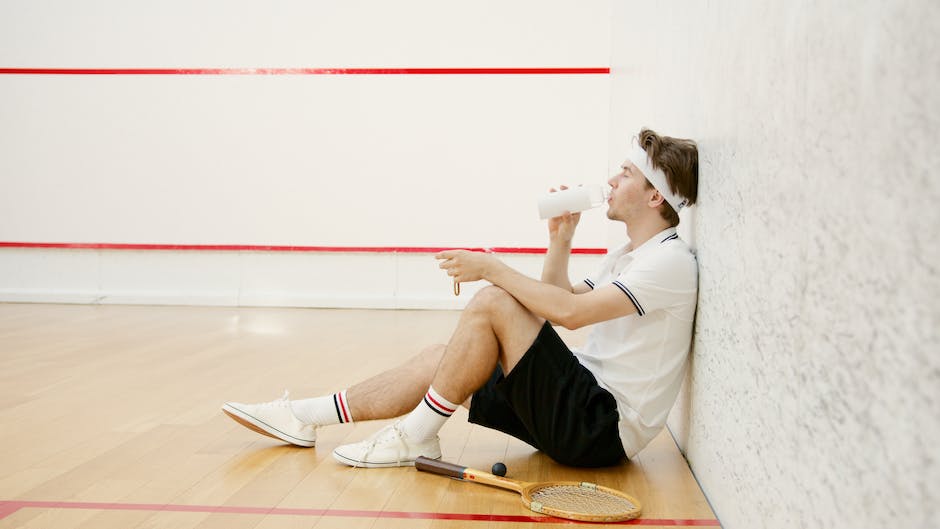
609, 1, 939, 527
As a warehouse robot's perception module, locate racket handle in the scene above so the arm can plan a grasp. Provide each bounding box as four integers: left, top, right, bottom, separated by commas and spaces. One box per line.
415, 456, 466, 479
416, 457, 525, 494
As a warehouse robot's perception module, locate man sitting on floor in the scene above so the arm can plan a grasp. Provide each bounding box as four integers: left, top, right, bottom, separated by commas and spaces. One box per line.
222, 128, 699, 468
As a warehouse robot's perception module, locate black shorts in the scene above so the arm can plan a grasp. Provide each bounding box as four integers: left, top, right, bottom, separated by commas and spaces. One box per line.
468, 322, 626, 467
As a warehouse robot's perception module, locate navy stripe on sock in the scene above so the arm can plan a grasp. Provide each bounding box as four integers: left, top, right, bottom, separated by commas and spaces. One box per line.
424, 396, 453, 417
333, 394, 345, 423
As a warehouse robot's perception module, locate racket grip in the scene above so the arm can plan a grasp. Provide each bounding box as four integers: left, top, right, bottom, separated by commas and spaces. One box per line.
415, 456, 466, 479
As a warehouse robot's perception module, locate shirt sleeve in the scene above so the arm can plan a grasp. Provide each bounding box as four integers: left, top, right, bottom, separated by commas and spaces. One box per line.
612, 248, 698, 316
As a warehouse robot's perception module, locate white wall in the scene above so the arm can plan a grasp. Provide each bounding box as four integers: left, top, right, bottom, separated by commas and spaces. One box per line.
0, 1, 613, 307
608, 1, 939, 528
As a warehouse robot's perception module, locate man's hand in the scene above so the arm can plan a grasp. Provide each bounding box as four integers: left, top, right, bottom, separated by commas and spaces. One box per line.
546, 186, 582, 243
435, 249, 498, 284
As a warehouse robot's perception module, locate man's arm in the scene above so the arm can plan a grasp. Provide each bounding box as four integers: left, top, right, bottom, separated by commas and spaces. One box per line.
540, 200, 591, 294
541, 227, 601, 295
437, 251, 635, 330
541, 236, 576, 291
488, 259, 635, 329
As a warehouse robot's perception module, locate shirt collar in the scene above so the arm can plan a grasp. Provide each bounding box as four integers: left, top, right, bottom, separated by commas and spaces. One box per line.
626, 227, 678, 257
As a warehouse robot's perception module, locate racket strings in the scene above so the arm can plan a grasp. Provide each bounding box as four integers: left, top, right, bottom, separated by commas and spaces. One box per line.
529, 484, 637, 516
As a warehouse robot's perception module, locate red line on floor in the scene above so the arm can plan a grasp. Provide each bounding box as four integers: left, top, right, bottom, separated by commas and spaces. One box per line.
0, 500, 719, 525
0, 242, 607, 255
0, 67, 609, 76
0, 502, 21, 520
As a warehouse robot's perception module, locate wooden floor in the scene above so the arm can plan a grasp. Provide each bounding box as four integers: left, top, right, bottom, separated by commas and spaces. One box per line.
0, 303, 717, 528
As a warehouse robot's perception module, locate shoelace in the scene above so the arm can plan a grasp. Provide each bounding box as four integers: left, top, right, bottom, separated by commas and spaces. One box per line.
355, 422, 408, 468
258, 389, 291, 408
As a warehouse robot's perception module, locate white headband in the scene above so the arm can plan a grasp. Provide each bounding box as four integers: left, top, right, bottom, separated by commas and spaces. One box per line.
626, 141, 689, 214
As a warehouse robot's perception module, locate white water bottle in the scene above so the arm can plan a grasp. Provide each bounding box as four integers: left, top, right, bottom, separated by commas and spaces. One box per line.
537, 185, 611, 219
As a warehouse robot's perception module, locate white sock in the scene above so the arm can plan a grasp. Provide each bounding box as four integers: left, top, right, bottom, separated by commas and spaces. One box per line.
290, 390, 353, 426
400, 386, 459, 441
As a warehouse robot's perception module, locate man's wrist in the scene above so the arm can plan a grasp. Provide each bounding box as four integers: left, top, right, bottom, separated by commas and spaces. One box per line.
549, 237, 574, 249
482, 254, 502, 282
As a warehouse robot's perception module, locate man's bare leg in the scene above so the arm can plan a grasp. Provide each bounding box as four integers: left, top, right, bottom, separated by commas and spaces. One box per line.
331, 285, 546, 466
346, 286, 543, 419
223, 285, 544, 450
431, 285, 545, 404
346, 343, 445, 420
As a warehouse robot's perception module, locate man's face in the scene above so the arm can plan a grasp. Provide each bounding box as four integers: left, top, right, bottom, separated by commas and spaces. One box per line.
606, 160, 654, 222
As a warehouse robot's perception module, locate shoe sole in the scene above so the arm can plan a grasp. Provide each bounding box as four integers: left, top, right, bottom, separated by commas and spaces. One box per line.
331, 449, 441, 468
221, 404, 316, 447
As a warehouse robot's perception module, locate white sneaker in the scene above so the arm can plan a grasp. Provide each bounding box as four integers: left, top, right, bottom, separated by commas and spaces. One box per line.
222, 390, 317, 447
332, 421, 441, 468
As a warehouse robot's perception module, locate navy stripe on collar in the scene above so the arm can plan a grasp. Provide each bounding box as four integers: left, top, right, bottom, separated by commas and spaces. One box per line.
660, 233, 679, 243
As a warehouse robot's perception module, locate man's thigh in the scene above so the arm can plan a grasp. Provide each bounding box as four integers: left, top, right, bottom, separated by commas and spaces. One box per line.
472, 286, 545, 374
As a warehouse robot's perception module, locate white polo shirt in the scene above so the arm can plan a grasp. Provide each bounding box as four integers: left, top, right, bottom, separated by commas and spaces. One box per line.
575, 227, 698, 458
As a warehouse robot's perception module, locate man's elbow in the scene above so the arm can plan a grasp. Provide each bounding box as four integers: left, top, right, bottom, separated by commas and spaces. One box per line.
556, 310, 587, 331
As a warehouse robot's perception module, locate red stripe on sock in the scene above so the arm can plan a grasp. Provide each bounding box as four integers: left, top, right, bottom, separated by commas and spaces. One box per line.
337, 391, 351, 423
426, 392, 456, 414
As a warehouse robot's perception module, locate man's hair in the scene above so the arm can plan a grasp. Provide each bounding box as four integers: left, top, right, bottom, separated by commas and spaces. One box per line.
638, 128, 698, 226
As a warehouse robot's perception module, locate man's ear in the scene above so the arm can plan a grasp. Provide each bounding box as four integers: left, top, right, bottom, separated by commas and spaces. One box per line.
648, 189, 666, 208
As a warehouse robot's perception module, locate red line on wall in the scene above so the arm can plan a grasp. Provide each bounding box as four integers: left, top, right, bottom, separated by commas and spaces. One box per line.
0, 500, 719, 525
0, 67, 609, 76
0, 242, 607, 255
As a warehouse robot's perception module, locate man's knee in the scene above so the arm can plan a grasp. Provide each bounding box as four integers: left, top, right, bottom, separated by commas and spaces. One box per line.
467, 285, 520, 315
